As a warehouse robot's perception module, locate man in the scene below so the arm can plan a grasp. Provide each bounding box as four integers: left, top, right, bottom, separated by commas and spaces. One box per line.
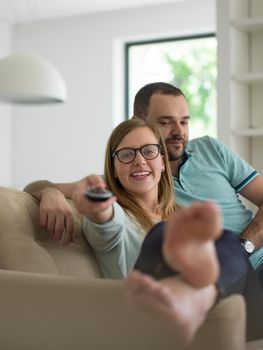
24, 82, 263, 280
132, 82, 263, 277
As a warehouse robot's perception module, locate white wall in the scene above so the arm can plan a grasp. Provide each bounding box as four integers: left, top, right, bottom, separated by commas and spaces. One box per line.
0, 21, 13, 187
12, 0, 215, 189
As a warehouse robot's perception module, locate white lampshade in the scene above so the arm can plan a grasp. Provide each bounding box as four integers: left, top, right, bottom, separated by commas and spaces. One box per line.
0, 53, 67, 104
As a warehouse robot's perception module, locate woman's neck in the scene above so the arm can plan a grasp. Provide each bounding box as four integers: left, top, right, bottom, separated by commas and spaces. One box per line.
135, 195, 162, 221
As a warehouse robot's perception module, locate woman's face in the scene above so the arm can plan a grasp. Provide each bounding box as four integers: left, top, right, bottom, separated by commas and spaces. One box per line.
113, 126, 164, 198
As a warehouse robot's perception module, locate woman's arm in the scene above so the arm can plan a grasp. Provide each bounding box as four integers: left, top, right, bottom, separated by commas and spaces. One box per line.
72, 175, 116, 224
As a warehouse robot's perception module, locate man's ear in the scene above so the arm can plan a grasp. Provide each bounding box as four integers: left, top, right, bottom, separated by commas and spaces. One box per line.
131, 115, 139, 120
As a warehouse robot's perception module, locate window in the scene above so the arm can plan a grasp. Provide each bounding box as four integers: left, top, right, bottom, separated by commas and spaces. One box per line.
125, 34, 217, 140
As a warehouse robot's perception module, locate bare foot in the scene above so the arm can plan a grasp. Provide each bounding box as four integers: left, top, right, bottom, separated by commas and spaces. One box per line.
162, 201, 222, 288
127, 270, 217, 345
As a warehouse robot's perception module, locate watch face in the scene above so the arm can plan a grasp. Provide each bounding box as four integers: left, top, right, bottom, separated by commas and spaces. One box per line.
244, 240, 255, 254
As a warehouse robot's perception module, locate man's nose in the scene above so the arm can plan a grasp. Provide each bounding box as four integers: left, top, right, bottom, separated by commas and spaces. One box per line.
170, 121, 182, 134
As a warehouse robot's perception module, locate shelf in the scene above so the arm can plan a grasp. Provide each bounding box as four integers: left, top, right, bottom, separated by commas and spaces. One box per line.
232, 128, 263, 137
232, 17, 263, 32
232, 72, 263, 84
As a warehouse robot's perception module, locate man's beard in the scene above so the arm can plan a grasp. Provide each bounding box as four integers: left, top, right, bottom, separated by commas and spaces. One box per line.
165, 136, 187, 161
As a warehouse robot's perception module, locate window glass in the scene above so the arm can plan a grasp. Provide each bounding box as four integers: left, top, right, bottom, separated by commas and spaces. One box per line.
126, 35, 217, 139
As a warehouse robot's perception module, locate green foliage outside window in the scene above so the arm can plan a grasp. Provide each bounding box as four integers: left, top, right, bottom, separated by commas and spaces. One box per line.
127, 35, 217, 139
164, 43, 217, 138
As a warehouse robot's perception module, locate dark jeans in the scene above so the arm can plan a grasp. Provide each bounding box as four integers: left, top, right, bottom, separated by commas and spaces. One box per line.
134, 222, 263, 341
256, 264, 263, 289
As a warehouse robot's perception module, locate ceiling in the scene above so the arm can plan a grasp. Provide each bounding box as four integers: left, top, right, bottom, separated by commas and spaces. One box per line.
0, 0, 187, 23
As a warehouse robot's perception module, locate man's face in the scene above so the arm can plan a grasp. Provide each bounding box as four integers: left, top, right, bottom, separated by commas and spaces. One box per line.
146, 93, 190, 161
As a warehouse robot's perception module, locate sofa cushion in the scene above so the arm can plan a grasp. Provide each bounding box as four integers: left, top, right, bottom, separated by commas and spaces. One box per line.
247, 340, 263, 350
0, 272, 249, 350
0, 186, 102, 278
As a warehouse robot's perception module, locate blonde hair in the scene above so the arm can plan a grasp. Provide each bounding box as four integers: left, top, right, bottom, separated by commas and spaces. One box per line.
104, 119, 179, 231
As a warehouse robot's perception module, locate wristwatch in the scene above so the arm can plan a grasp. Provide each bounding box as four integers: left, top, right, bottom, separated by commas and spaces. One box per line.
239, 238, 255, 256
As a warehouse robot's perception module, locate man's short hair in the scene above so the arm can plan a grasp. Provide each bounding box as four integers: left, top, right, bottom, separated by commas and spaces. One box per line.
133, 82, 185, 120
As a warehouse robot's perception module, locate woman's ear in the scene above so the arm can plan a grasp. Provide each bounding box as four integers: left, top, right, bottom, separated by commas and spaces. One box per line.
161, 156, 165, 173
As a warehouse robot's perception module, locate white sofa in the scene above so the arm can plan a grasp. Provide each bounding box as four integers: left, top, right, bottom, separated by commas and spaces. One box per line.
0, 186, 262, 350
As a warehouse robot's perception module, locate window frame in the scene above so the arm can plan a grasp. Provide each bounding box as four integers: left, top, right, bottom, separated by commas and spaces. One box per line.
124, 32, 216, 119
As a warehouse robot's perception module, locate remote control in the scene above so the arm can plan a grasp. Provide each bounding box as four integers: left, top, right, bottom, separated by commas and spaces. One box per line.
85, 188, 113, 202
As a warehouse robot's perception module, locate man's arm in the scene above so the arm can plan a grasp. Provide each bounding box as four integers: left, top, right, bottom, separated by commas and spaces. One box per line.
239, 175, 263, 250
24, 180, 79, 201
24, 180, 81, 244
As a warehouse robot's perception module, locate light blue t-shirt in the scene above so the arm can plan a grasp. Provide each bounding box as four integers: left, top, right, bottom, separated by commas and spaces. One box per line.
173, 135, 262, 268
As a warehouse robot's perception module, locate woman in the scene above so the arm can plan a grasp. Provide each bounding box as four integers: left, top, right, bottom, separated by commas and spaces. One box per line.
72, 119, 219, 286
72, 119, 177, 278
70, 119, 230, 343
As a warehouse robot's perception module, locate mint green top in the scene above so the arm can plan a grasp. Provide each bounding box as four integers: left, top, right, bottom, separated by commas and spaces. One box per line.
173, 136, 261, 268
82, 202, 146, 279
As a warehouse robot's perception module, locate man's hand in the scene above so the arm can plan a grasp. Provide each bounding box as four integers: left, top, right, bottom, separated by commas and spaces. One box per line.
40, 189, 74, 244
240, 175, 263, 250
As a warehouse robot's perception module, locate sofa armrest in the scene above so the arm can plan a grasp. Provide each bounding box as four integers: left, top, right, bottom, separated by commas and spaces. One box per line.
0, 269, 246, 350
0, 186, 102, 277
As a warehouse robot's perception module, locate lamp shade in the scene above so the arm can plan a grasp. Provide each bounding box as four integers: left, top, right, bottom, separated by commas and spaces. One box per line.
0, 53, 67, 104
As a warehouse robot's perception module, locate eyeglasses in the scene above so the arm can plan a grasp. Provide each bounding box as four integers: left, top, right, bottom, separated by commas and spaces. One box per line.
112, 144, 162, 164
